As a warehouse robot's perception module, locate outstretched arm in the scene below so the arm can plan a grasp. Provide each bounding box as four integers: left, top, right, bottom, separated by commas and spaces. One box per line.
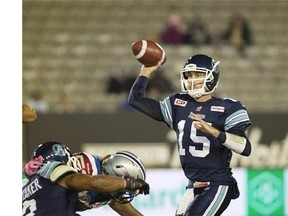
60, 173, 126, 192
59, 171, 149, 194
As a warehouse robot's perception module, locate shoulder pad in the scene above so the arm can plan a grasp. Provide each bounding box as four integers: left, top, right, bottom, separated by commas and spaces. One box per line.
37, 161, 63, 179
222, 97, 239, 103
50, 164, 77, 183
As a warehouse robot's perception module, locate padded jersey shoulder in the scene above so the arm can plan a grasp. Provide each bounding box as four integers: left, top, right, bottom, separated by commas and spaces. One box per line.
37, 161, 77, 182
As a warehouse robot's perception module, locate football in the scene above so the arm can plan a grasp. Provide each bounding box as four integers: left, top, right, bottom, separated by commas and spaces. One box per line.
131, 40, 166, 67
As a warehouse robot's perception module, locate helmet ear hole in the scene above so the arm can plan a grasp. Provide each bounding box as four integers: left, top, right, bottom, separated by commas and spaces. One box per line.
205, 73, 215, 91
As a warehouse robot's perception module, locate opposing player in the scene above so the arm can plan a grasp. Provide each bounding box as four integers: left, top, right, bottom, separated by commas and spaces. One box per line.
74, 151, 147, 215
128, 54, 252, 216
22, 141, 149, 216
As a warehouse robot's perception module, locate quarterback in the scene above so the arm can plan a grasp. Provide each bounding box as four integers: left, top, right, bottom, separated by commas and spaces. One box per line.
128, 54, 252, 216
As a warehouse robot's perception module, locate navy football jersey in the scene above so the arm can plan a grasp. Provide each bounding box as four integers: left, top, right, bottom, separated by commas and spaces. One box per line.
22, 163, 78, 216
160, 93, 251, 183
129, 76, 251, 185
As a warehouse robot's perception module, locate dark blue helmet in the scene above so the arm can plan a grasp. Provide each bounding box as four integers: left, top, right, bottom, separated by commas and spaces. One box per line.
32, 141, 72, 163
180, 54, 220, 98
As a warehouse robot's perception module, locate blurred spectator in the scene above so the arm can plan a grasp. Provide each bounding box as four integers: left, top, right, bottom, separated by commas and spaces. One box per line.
106, 67, 138, 111
146, 67, 175, 99
185, 15, 213, 45
26, 90, 49, 113
54, 93, 74, 113
106, 68, 136, 95
119, 66, 175, 111
159, 14, 186, 45
106, 69, 123, 94
221, 13, 253, 55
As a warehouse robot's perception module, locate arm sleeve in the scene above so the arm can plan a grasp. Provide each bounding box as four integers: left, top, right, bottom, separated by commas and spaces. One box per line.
217, 128, 251, 156
128, 76, 165, 121
217, 100, 252, 156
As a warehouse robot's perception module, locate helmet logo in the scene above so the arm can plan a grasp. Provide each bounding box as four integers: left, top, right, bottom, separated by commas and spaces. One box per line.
52, 144, 66, 156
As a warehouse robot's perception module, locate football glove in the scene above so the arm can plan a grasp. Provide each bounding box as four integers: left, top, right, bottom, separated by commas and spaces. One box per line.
125, 178, 150, 195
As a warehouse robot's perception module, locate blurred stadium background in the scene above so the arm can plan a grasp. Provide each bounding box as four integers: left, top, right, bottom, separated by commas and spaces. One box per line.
23, 0, 288, 215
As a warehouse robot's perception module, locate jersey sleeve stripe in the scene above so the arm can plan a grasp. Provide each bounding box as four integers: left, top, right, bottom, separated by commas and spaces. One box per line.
37, 161, 63, 179
225, 109, 250, 131
160, 97, 173, 128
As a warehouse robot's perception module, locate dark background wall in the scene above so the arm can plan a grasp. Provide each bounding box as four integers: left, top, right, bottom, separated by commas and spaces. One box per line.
23, 112, 288, 161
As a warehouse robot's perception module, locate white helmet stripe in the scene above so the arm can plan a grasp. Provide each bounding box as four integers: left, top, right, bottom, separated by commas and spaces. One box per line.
116, 151, 146, 180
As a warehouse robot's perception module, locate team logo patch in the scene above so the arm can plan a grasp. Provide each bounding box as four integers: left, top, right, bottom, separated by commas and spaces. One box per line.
210, 106, 225, 112
174, 98, 188, 107
188, 112, 205, 119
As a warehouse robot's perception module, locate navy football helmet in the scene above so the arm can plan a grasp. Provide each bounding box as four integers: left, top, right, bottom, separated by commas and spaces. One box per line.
32, 141, 82, 172
102, 151, 146, 203
180, 54, 220, 98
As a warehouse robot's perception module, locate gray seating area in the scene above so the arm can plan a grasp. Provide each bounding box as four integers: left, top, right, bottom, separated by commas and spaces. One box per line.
23, 0, 288, 113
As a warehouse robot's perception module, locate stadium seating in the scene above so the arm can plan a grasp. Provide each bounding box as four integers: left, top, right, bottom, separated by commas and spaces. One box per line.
23, 0, 288, 113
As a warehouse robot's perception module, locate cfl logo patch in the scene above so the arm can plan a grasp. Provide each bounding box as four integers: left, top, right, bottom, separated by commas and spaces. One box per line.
174, 99, 187, 107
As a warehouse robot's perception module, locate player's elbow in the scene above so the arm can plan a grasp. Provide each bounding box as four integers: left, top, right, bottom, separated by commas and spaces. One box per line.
127, 97, 136, 109
127, 93, 134, 105
240, 142, 251, 156
128, 92, 141, 108
128, 90, 137, 103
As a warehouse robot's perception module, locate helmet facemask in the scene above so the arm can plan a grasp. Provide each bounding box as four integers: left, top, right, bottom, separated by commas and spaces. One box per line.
111, 189, 139, 204
67, 156, 82, 173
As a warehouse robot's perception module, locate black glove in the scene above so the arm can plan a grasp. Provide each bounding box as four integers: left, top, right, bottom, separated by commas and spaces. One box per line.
125, 178, 150, 195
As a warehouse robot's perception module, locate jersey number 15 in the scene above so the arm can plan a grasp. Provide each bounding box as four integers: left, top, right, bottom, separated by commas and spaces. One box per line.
178, 120, 210, 158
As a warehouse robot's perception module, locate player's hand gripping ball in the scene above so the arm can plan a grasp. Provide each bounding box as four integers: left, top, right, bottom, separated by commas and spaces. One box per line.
131, 40, 166, 67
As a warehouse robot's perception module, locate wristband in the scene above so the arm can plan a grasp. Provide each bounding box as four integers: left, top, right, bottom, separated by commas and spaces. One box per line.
216, 131, 226, 143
